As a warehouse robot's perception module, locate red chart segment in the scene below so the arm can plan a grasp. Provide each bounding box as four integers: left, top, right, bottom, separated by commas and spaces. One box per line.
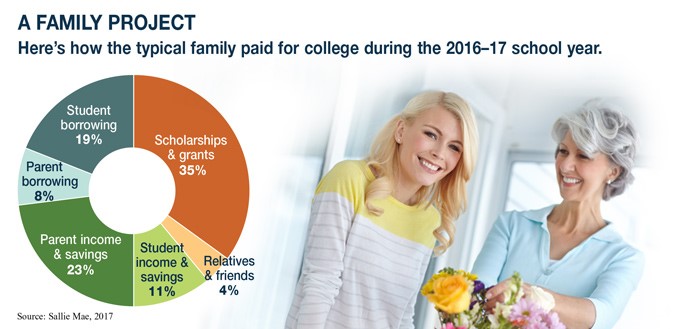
134, 75, 249, 256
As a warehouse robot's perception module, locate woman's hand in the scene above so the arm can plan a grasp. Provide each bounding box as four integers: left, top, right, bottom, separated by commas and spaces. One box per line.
483, 279, 533, 311
484, 279, 596, 329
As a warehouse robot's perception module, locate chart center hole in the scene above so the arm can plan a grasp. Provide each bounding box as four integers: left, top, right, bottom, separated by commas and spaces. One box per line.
90, 148, 175, 234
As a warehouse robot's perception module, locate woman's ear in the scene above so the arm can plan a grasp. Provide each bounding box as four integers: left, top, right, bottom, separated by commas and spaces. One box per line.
395, 120, 405, 144
608, 165, 621, 182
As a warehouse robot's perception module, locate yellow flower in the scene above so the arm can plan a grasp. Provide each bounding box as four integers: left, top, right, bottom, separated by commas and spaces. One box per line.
421, 273, 473, 314
464, 271, 478, 282
421, 271, 449, 296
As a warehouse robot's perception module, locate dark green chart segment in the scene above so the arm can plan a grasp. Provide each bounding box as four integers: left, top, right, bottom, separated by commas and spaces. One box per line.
19, 198, 133, 306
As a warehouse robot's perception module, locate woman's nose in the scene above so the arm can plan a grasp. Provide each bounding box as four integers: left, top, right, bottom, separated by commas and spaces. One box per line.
431, 143, 446, 160
559, 155, 575, 172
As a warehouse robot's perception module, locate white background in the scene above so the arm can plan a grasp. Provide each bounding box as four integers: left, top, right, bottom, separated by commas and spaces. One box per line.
2, 1, 698, 328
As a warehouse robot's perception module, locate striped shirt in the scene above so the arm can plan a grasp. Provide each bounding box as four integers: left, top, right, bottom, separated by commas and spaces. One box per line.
286, 160, 440, 329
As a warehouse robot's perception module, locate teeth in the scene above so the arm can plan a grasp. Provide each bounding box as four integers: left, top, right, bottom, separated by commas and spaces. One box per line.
563, 177, 580, 184
421, 159, 439, 171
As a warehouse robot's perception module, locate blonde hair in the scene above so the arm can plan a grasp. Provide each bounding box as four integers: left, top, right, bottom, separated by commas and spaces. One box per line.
365, 91, 479, 255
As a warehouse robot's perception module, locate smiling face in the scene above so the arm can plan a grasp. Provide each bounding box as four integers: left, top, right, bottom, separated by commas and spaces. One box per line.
556, 132, 620, 203
394, 106, 464, 201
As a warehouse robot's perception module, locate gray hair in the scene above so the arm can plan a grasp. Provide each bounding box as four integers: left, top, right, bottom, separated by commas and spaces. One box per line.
552, 98, 638, 200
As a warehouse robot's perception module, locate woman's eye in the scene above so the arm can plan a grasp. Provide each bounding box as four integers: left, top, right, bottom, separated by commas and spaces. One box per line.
449, 145, 462, 153
557, 148, 568, 156
424, 131, 437, 139
578, 153, 591, 160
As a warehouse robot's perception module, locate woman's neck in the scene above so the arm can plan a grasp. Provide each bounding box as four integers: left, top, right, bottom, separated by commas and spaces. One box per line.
392, 171, 421, 205
392, 182, 420, 205
549, 200, 606, 234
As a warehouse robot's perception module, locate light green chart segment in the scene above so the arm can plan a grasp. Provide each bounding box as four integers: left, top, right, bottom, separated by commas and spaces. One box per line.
134, 225, 204, 306
18, 149, 92, 205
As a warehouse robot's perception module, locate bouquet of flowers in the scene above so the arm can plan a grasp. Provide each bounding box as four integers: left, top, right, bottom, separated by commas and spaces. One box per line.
421, 268, 565, 329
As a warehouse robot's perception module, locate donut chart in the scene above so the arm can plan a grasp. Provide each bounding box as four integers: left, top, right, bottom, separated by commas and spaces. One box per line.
17, 75, 249, 306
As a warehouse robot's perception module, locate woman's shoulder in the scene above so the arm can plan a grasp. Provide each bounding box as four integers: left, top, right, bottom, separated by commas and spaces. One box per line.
498, 205, 555, 224
324, 160, 374, 181
485, 206, 555, 237
594, 223, 645, 262
315, 160, 373, 194
328, 160, 373, 177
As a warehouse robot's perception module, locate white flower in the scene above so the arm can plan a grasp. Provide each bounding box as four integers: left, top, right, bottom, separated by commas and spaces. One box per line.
503, 278, 524, 303
487, 314, 500, 329
494, 302, 513, 318
526, 286, 555, 312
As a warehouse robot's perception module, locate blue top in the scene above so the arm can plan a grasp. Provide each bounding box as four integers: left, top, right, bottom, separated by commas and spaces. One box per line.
472, 205, 644, 329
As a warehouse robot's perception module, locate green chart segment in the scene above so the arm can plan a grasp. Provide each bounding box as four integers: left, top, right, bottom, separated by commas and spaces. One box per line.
20, 199, 134, 305
18, 75, 250, 306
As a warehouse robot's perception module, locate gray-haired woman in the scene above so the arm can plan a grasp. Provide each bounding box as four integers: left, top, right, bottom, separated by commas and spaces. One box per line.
472, 99, 644, 329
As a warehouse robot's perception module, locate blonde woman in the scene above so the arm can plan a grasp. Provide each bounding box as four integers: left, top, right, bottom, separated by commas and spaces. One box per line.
286, 91, 479, 329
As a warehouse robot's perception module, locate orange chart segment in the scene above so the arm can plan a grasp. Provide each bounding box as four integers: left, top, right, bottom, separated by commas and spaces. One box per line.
133, 75, 249, 256
161, 216, 225, 276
